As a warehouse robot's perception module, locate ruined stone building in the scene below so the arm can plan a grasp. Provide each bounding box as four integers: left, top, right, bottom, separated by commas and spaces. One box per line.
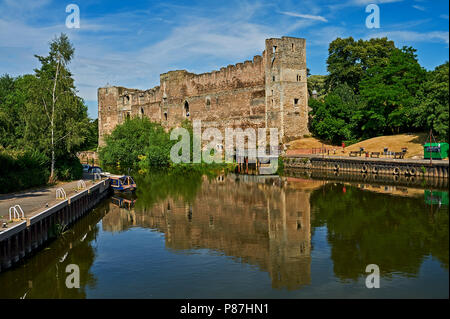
98, 36, 309, 147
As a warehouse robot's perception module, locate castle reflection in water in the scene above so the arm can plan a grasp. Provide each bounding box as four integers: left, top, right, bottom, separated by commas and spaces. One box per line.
102, 174, 324, 290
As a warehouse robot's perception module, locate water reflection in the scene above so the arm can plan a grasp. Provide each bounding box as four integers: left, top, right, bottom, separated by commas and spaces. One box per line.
310, 183, 449, 280
0, 201, 110, 298
0, 171, 447, 298
102, 174, 321, 290
100, 172, 448, 291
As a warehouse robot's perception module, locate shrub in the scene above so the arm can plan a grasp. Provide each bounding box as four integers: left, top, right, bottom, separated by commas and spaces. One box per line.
99, 118, 174, 169
55, 155, 83, 181
0, 150, 49, 193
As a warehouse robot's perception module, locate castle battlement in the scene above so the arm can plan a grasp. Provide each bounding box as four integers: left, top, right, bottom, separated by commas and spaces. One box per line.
98, 37, 309, 146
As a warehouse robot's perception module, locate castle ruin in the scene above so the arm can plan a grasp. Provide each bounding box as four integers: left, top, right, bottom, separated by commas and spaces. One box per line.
98, 36, 309, 147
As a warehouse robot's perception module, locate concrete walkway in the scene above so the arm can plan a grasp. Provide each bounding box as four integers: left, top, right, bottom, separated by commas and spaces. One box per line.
0, 174, 99, 225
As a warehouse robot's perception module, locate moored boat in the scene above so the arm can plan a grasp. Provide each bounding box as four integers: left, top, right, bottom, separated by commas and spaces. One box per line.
110, 175, 137, 193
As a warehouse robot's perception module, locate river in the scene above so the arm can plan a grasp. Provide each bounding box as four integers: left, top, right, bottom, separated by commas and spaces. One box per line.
0, 171, 448, 298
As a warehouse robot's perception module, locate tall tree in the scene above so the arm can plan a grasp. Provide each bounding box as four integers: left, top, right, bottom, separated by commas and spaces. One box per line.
0, 74, 35, 148
309, 84, 364, 144
30, 33, 89, 182
359, 46, 426, 135
326, 37, 395, 92
413, 62, 449, 142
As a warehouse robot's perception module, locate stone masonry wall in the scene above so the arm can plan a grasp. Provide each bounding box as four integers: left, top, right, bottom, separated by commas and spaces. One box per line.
98, 36, 309, 147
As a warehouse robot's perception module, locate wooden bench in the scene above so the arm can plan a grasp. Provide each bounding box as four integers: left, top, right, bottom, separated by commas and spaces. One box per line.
349, 151, 359, 157
370, 152, 381, 158
393, 152, 405, 159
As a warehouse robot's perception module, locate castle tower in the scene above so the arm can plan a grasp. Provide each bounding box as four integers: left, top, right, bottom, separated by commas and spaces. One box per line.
97, 36, 309, 148
265, 37, 309, 142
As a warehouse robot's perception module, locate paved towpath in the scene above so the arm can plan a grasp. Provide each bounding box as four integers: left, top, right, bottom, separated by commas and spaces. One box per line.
0, 174, 100, 226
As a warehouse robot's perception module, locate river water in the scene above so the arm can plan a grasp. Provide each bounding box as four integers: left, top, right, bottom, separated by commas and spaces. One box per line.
0, 171, 448, 298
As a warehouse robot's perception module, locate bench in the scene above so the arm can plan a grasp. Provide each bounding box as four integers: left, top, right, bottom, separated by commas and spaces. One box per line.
349, 151, 359, 157
370, 152, 381, 158
393, 152, 405, 159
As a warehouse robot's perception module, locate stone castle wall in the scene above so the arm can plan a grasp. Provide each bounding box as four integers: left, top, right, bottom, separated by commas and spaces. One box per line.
98, 36, 309, 147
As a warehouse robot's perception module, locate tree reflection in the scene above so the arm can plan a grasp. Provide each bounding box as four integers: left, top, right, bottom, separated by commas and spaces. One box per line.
310, 183, 449, 281
103, 174, 318, 290
0, 201, 109, 298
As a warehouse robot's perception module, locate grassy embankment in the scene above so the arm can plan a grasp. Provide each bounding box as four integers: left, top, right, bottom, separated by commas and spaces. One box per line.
286, 133, 437, 159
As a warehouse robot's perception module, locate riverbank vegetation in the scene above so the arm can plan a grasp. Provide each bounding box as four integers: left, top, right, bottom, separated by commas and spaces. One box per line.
308, 37, 449, 145
99, 118, 234, 174
0, 34, 96, 191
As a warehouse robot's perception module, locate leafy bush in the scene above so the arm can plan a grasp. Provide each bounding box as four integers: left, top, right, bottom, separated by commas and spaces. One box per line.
55, 155, 83, 181
99, 117, 174, 169
309, 84, 363, 144
0, 150, 49, 193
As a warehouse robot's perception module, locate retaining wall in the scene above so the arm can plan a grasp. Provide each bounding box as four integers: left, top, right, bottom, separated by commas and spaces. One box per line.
0, 179, 111, 273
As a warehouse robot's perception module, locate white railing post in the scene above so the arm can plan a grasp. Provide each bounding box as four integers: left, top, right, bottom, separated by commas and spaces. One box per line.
56, 188, 67, 199
8, 205, 25, 220
77, 180, 86, 190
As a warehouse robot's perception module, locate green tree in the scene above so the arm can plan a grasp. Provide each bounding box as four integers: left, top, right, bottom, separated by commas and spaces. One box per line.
0, 74, 34, 148
29, 33, 89, 181
79, 118, 98, 151
309, 84, 363, 144
99, 117, 174, 169
307, 74, 328, 98
359, 47, 426, 135
413, 62, 449, 142
326, 37, 395, 92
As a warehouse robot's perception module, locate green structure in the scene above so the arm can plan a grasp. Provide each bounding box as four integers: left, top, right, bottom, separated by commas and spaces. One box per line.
423, 143, 449, 160
425, 190, 449, 206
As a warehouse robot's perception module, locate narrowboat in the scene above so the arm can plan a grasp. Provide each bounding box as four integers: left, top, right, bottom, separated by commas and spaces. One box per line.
110, 175, 137, 193
111, 195, 136, 209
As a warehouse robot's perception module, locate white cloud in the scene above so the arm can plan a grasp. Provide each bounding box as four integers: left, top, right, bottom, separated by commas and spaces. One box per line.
0, 0, 448, 117
327, 0, 404, 12
3, 0, 51, 10
368, 30, 449, 45
308, 26, 348, 46
279, 11, 328, 22
412, 5, 425, 11
352, 0, 403, 4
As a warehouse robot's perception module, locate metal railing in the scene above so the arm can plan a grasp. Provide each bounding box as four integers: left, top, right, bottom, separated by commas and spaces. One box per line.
9, 205, 25, 221
77, 180, 86, 190
56, 188, 67, 199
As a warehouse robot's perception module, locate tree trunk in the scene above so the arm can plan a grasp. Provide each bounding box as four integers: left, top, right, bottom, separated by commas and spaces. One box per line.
49, 122, 55, 183
48, 57, 60, 184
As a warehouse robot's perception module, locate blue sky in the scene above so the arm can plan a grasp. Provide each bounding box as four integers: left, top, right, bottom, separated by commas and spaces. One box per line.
0, 0, 448, 119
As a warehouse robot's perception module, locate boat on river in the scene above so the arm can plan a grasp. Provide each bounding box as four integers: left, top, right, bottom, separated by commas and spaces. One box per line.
110, 175, 137, 193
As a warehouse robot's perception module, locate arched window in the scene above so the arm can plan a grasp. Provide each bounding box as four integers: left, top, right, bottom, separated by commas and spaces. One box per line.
206, 97, 211, 108
184, 101, 190, 117
164, 111, 168, 121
